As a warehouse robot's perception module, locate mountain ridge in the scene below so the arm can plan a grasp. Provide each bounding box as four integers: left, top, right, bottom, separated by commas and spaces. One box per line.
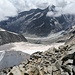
0, 6, 75, 36
0, 28, 27, 45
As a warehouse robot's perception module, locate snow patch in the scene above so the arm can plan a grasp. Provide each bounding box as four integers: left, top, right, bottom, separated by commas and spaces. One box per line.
33, 12, 41, 17
0, 28, 5, 31
0, 51, 5, 62
7, 31, 18, 35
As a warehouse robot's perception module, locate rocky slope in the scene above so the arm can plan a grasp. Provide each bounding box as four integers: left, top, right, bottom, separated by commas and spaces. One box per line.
0, 28, 27, 45
0, 50, 30, 69
0, 6, 75, 36
65, 27, 75, 45
0, 28, 75, 75
0, 44, 75, 75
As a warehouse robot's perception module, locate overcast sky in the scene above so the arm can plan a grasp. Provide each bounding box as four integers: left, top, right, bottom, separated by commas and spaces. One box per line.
0, 0, 75, 21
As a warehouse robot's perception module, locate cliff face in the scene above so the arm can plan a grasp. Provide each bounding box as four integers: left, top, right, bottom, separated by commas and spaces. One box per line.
0, 44, 75, 75
0, 29, 27, 45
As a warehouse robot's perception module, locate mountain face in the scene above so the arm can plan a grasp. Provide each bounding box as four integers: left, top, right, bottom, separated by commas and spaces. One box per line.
0, 6, 75, 36
0, 28, 27, 45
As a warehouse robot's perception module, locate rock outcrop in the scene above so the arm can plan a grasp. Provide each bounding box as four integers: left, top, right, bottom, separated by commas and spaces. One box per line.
0, 28, 27, 45
65, 27, 75, 45
0, 44, 75, 75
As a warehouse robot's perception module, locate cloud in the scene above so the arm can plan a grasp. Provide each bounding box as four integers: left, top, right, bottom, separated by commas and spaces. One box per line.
46, 11, 54, 17
46, 0, 75, 17
0, 0, 75, 21
0, 0, 18, 21
63, 2, 75, 14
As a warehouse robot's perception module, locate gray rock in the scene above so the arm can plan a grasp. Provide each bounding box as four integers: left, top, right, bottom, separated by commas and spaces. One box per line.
0, 30, 27, 45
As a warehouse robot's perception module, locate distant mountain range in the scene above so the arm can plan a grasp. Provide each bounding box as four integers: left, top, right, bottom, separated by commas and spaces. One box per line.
0, 6, 75, 36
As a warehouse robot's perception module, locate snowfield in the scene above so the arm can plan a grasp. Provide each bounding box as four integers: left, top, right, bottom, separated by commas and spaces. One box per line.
0, 42, 64, 54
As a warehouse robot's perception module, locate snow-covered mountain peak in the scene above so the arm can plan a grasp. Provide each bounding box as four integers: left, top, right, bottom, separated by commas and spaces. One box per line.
0, 0, 75, 21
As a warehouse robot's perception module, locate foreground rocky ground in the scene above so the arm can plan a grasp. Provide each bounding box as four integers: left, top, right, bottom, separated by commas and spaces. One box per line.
0, 27, 75, 75
0, 43, 75, 75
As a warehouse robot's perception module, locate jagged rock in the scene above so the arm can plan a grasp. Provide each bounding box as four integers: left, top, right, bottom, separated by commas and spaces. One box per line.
25, 65, 39, 75
38, 58, 41, 63
7, 66, 23, 75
